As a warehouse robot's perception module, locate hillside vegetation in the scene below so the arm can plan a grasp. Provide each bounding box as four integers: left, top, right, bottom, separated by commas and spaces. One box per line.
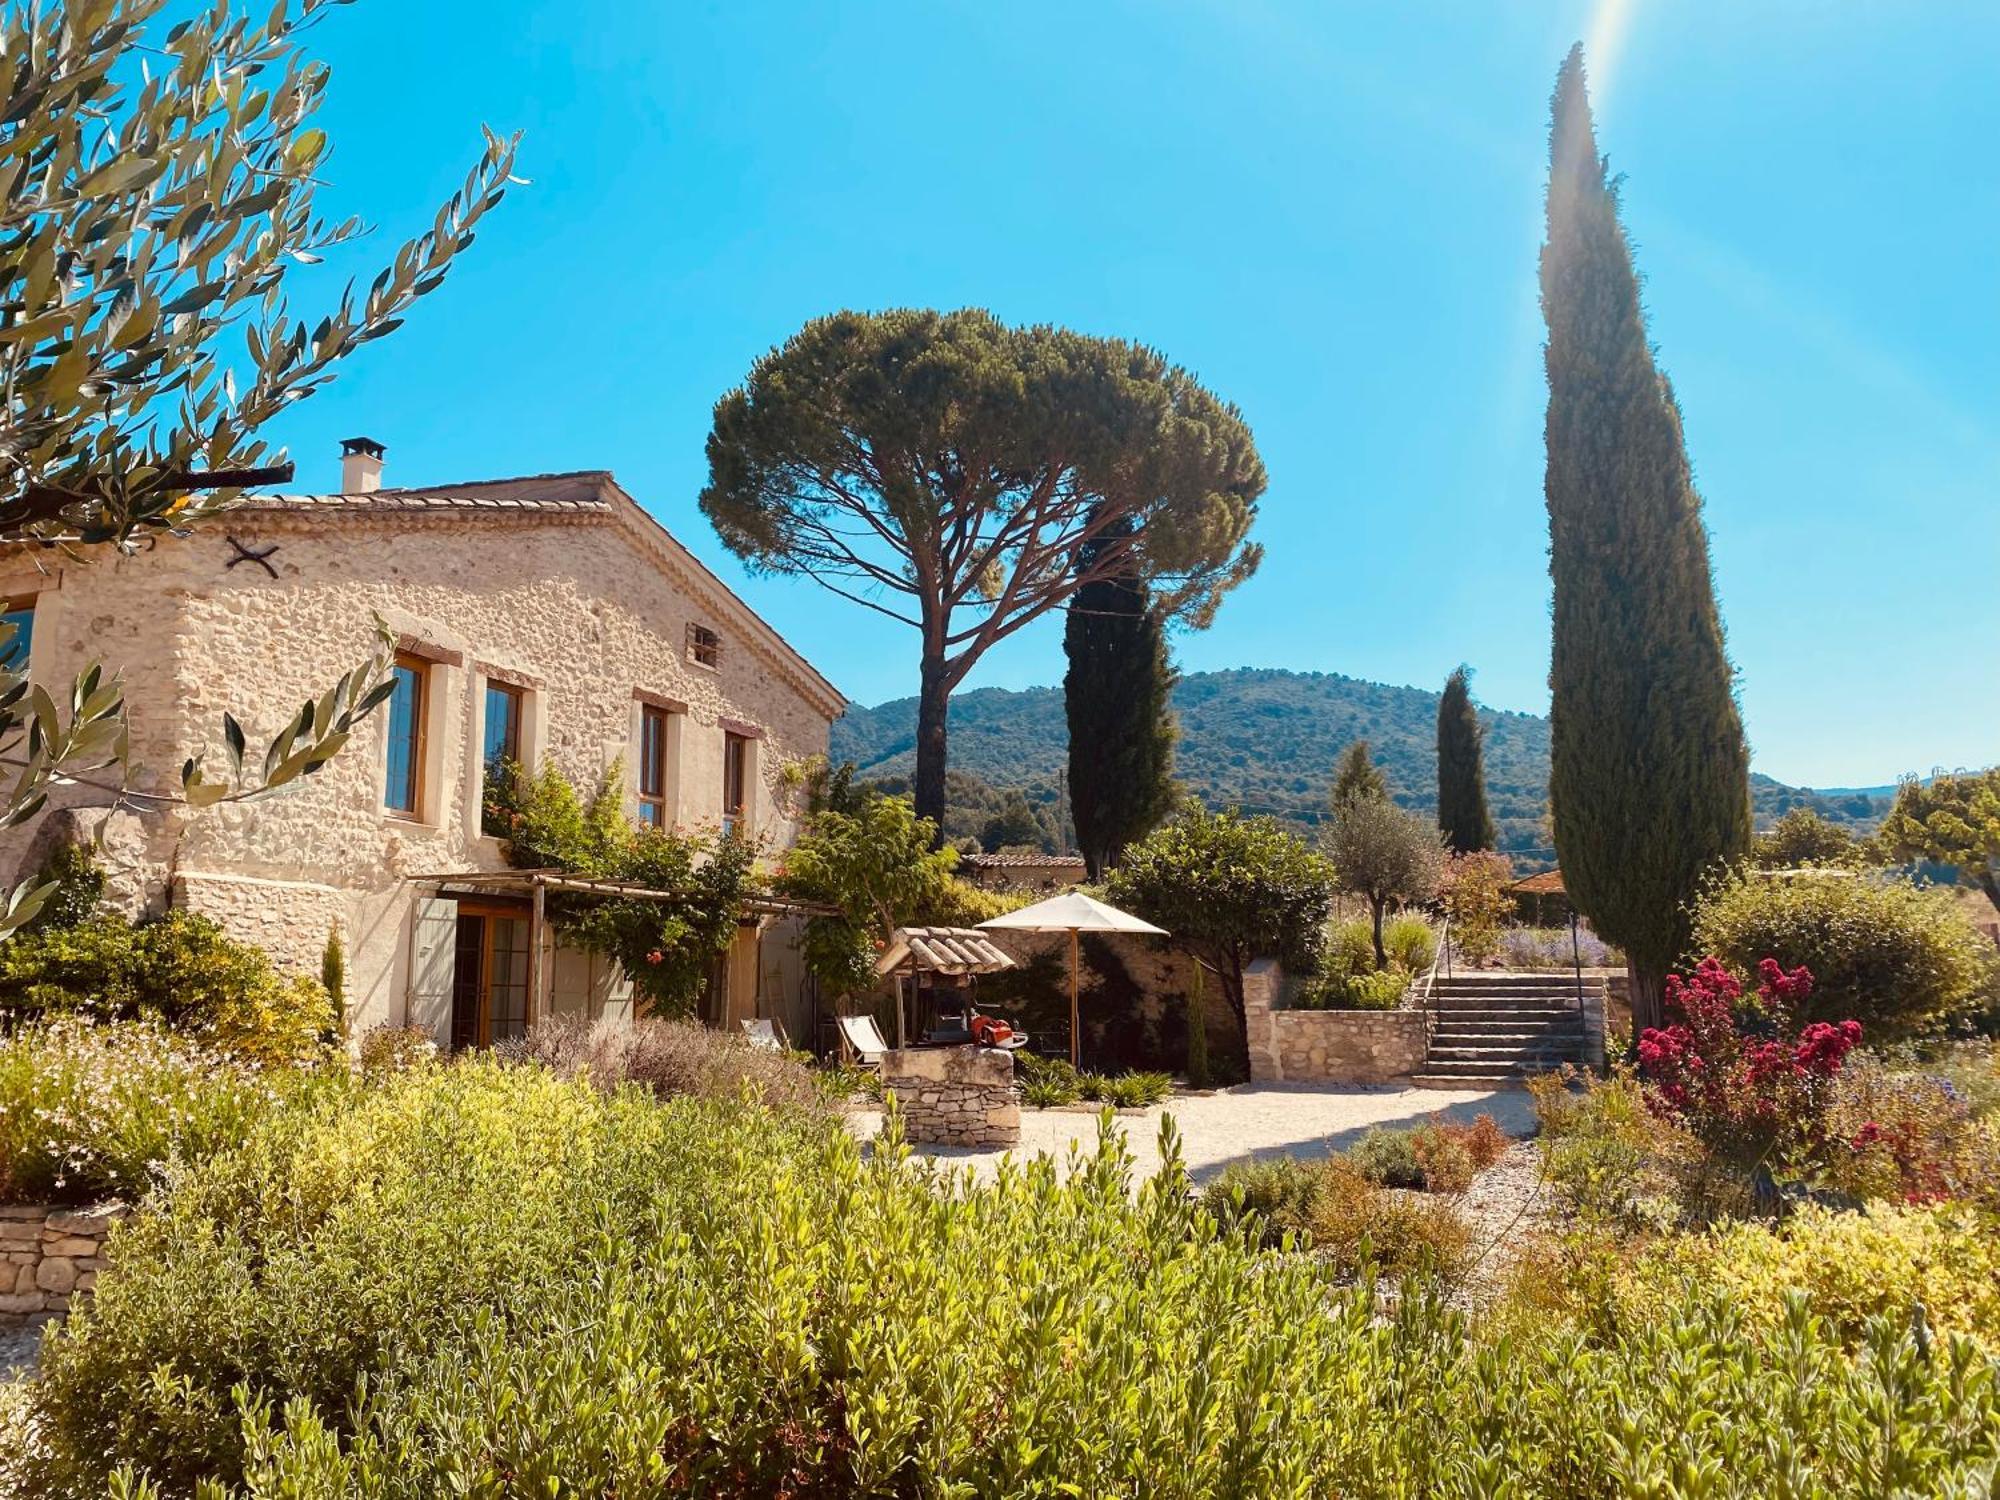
833, 668, 1889, 867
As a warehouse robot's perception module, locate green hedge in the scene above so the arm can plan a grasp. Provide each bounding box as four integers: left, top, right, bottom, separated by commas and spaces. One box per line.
0, 910, 333, 1063
10, 1060, 1998, 1498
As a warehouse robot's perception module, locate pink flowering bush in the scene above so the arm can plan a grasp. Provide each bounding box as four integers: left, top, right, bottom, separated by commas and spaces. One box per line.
1637, 957, 1860, 1175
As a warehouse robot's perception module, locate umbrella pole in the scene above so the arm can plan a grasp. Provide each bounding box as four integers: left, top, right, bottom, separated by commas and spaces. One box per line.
1069, 928, 1080, 1069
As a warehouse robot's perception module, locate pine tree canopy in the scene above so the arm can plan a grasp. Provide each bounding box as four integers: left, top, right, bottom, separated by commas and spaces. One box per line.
700, 309, 1263, 832
1435, 666, 1496, 854
1064, 518, 1179, 878
1540, 45, 1751, 1024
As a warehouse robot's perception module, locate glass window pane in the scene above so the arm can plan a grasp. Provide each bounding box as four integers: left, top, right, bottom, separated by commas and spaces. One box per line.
486, 917, 530, 1043
483, 683, 520, 771
639, 707, 665, 798
0, 604, 33, 671
385, 661, 424, 814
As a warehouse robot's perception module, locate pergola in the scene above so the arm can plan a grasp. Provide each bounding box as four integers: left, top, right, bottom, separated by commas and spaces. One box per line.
404, 867, 835, 1022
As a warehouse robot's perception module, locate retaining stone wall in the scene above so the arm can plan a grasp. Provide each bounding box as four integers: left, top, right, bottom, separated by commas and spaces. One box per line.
0, 1202, 124, 1326
1241, 959, 1427, 1083
882, 1046, 1021, 1148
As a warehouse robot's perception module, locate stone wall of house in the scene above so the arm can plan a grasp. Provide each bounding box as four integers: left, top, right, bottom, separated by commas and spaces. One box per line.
0, 1203, 124, 1326
881, 1046, 1021, 1148
971, 928, 1230, 1074
0, 486, 839, 1038
1241, 959, 1427, 1083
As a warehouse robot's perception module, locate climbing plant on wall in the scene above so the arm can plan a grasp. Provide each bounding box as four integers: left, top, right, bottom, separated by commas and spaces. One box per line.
485, 759, 757, 1017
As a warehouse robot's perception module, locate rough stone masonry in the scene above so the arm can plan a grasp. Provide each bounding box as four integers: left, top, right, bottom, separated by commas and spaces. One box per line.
0, 1202, 124, 1326
881, 1046, 1022, 1148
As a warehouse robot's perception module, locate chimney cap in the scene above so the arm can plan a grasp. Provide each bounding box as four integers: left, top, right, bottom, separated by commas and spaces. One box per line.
339, 436, 387, 459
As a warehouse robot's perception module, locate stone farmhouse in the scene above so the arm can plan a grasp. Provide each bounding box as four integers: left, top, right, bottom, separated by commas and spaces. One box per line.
0, 440, 845, 1049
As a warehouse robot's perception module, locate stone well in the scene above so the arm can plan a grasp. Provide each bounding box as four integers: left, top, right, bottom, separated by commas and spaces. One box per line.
881, 1046, 1021, 1148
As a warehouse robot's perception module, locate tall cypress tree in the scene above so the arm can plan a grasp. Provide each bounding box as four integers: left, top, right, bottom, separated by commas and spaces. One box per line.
1331, 740, 1388, 811
1064, 521, 1179, 879
1435, 666, 1496, 854
1541, 46, 1751, 1033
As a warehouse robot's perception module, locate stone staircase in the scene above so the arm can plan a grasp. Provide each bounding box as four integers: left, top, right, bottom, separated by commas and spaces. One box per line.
1412, 972, 1602, 1089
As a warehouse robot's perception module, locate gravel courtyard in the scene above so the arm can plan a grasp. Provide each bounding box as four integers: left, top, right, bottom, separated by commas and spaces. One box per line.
849, 1081, 1538, 1184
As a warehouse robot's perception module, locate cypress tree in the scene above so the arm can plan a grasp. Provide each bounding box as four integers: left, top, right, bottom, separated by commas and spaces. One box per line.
1540, 46, 1751, 1033
1064, 520, 1179, 879
1330, 740, 1388, 812
1436, 666, 1496, 854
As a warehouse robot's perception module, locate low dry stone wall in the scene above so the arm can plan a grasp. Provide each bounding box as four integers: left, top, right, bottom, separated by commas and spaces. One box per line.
1242, 959, 1426, 1084
1266, 1008, 1428, 1083
0, 1202, 124, 1325
882, 1046, 1021, 1148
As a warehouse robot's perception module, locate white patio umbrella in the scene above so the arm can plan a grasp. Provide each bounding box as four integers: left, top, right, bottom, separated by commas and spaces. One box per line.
979, 891, 1166, 1067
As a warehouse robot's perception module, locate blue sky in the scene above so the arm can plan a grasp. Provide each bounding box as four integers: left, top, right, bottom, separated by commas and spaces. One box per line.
266, 0, 2000, 789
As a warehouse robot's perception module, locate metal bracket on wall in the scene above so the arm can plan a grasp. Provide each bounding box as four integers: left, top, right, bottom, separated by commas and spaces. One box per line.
223, 535, 279, 579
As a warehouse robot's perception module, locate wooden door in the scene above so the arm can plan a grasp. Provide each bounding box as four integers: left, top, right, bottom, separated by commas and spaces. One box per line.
449, 903, 533, 1050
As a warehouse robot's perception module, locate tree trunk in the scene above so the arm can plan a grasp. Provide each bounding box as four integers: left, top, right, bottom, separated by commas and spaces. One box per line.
1976, 867, 2000, 917
1370, 897, 1388, 970
1217, 954, 1251, 1082
914, 652, 950, 840
1627, 961, 1666, 1037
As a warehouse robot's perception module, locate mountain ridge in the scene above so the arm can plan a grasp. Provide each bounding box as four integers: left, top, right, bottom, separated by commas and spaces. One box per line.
830, 667, 1892, 864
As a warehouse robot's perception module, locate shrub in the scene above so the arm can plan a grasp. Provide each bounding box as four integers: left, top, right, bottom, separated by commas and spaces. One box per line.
1097, 1071, 1172, 1108
1823, 1052, 1996, 1206
1324, 917, 1376, 975
1750, 807, 1864, 869
0, 910, 333, 1064
1382, 914, 1436, 973
1017, 1051, 1079, 1094
356, 1023, 439, 1075
499, 1014, 826, 1113
0, 1020, 342, 1204
318, 927, 346, 1041
1346, 1117, 1507, 1194
1529, 1064, 1724, 1224
1349, 1127, 1425, 1188
1638, 957, 1860, 1179
1533, 1206, 2000, 1353
22, 841, 106, 933
1303, 1158, 1472, 1280
1439, 850, 1512, 963
813, 1062, 882, 1104
1689, 867, 1996, 1040
1022, 1076, 1077, 1109
1457, 1111, 1510, 1169
1499, 924, 1625, 970
1296, 925, 1410, 1009
1678, 1204, 2000, 1350
17, 1074, 2000, 1498
1198, 1155, 1320, 1244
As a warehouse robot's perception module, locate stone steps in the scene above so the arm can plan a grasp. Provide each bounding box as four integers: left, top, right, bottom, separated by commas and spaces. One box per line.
1417, 973, 1597, 1083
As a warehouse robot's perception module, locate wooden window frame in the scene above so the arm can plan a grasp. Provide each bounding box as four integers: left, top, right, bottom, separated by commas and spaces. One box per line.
686, 622, 721, 670
384, 650, 430, 820
722, 730, 750, 836
450, 902, 534, 1051
483, 679, 524, 770
637, 703, 671, 827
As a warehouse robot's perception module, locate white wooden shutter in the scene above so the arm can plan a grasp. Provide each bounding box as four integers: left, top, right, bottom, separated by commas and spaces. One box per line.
407, 896, 459, 1040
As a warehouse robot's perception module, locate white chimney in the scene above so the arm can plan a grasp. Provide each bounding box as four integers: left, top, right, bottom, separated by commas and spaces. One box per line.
339, 436, 386, 493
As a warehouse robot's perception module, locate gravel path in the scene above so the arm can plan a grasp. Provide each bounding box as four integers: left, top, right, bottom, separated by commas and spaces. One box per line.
849, 1082, 1537, 1185
0, 1322, 42, 1383
1451, 1142, 1556, 1301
